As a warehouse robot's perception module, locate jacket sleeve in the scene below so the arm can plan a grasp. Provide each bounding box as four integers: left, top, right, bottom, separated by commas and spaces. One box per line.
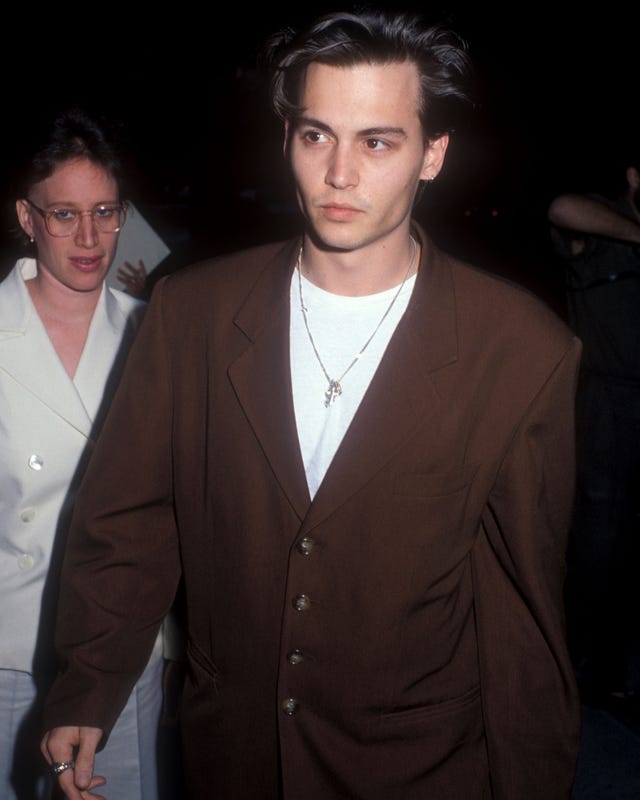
473, 335, 582, 799
42, 278, 181, 739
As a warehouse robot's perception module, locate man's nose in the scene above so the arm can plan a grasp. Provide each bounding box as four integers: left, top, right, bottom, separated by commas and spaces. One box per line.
325, 144, 359, 189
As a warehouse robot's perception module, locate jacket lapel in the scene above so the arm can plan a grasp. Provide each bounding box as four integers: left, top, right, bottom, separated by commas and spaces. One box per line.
73, 286, 137, 422
229, 239, 312, 521
0, 259, 94, 439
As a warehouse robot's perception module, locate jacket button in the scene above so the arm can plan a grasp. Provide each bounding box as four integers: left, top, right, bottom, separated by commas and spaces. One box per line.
20, 508, 36, 523
288, 649, 304, 665
292, 594, 311, 612
28, 454, 44, 471
297, 537, 315, 556
18, 554, 35, 571
281, 697, 298, 715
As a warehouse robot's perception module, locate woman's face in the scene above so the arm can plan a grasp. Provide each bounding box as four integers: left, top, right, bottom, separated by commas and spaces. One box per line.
16, 156, 121, 294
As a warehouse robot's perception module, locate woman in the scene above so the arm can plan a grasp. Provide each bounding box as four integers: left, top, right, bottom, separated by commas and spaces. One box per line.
0, 108, 165, 800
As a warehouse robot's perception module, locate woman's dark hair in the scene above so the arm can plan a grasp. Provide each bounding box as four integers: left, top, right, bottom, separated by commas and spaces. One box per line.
14, 107, 124, 199
260, 9, 474, 140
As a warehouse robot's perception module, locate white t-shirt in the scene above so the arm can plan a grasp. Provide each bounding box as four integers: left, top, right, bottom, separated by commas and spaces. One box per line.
290, 269, 416, 498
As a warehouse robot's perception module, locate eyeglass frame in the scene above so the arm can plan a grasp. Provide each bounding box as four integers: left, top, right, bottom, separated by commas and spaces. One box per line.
24, 198, 128, 237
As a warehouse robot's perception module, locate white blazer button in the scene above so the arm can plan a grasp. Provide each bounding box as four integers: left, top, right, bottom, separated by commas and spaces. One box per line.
20, 508, 36, 523
28, 454, 44, 470
18, 554, 35, 570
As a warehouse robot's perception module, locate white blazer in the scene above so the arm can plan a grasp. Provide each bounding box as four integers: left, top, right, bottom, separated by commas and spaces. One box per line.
0, 258, 145, 673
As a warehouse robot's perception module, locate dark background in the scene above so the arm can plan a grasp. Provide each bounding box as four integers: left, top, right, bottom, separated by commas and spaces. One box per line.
3, 5, 638, 310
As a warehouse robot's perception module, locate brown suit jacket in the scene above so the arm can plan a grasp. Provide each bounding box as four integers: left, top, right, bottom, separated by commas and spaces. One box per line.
44, 224, 582, 799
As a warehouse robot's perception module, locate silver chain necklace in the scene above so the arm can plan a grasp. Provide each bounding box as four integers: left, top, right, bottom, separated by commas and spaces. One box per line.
296, 236, 418, 407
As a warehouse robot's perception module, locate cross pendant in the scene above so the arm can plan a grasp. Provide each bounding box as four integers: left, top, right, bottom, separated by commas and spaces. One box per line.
324, 380, 342, 407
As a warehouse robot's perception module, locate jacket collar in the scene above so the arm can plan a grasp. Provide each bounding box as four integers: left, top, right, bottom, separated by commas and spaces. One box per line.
0, 258, 37, 335
230, 239, 310, 519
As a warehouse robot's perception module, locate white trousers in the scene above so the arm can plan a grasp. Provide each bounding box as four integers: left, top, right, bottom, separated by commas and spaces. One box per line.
0, 649, 164, 800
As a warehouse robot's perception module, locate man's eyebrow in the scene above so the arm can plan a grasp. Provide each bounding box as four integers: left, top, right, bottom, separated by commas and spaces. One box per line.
295, 117, 408, 139
295, 116, 334, 134
359, 126, 407, 139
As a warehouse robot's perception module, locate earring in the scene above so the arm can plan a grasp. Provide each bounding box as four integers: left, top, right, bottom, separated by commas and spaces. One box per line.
29, 237, 34, 243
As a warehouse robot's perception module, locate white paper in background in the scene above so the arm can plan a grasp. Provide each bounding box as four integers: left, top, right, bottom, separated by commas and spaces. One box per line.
106, 202, 171, 291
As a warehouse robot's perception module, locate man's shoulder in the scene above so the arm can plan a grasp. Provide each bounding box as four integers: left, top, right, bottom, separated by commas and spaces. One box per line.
165, 239, 293, 293
447, 253, 575, 348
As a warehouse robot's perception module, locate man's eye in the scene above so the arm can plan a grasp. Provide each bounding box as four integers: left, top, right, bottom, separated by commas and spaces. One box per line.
304, 131, 328, 143
52, 209, 76, 222
365, 138, 386, 150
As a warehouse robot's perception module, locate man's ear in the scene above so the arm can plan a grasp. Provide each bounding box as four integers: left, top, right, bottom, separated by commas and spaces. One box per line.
419, 133, 450, 181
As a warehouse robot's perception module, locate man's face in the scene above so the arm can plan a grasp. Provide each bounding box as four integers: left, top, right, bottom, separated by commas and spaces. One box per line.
286, 60, 448, 253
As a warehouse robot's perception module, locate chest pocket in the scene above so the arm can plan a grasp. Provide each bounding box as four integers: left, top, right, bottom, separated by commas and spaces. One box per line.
389, 463, 480, 563
393, 462, 479, 499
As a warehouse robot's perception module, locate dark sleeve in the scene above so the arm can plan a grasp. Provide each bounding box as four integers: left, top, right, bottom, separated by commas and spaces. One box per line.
474, 336, 582, 799
43, 278, 181, 738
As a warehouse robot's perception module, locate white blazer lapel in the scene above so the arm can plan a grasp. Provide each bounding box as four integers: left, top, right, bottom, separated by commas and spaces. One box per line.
73, 285, 132, 422
0, 259, 93, 438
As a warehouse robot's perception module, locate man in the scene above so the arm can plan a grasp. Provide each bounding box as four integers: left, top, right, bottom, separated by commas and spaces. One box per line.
42, 11, 581, 799
548, 161, 640, 709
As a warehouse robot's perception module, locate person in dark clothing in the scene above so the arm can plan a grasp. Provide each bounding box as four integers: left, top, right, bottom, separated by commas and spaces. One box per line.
548, 160, 640, 708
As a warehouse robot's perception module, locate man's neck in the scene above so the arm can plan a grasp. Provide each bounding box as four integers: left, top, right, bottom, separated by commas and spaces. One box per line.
299, 232, 419, 297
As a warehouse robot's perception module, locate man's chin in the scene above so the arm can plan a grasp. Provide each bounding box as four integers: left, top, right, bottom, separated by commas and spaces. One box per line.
303, 225, 365, 254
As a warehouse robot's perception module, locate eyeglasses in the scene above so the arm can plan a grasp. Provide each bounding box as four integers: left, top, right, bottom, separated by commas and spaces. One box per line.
25, 198, 127, 237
